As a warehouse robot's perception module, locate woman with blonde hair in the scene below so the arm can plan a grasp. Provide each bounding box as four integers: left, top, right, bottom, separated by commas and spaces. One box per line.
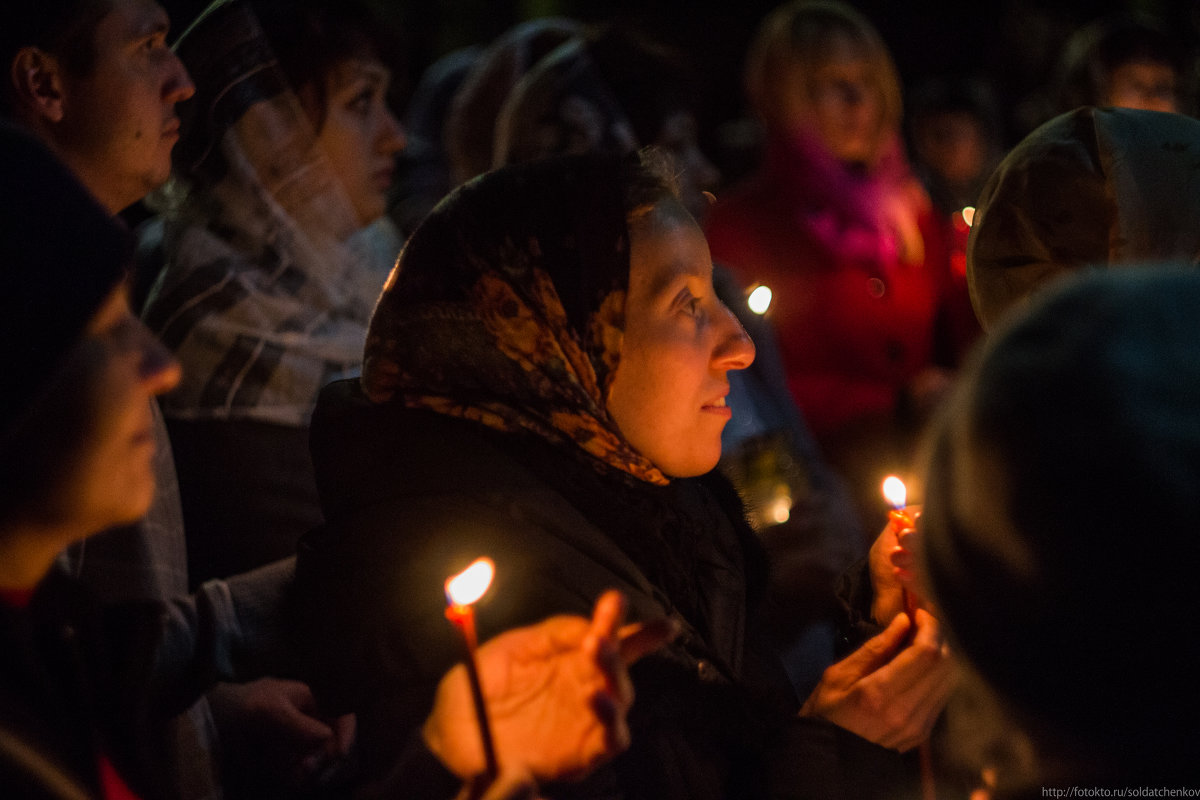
706, 0, 966, 527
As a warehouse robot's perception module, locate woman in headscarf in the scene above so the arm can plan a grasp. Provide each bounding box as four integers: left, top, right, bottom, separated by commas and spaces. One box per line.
293, 150, 953, 799
141, 0, 406, 585
488, 22, 868, 698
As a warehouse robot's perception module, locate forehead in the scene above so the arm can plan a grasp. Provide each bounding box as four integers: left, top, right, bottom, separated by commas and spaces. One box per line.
810, 39, 872, 77
85, 283, 129, 335
627, 201, 709, 298
94, 0, 168, 43
325, 58, 391, 88
1109, 60, 1177, 85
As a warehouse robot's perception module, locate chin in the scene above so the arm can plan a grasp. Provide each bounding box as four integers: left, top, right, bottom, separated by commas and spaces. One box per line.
355, 196, 387, 228
660, 451, 722, 479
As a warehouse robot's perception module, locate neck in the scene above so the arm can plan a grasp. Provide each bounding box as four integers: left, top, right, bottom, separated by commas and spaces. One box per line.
58, 154, 132, 215
0, 522, 83, 591
19, 118, 132, 215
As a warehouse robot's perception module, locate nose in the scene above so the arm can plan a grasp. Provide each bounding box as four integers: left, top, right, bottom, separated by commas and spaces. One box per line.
164, 50, 195, 105
712, 303, 755, 371
136, 321, 182, 396
379, 109, 406, 156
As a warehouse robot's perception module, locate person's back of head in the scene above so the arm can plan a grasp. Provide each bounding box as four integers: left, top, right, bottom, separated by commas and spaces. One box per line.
967, 106, 1200, 330
582, 26, 699, 152
920, 266, 1200, 789
492, 24, 718, 217
443, 17, 582, 185
0, 123, 134, 528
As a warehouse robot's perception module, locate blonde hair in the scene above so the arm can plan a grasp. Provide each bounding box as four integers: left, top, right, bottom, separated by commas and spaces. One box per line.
745, 0, 902, 158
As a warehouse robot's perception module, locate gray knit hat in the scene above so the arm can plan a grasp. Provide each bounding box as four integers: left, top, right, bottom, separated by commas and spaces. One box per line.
0, 123, 131, 444
922, 266, 1200, 777
966, 107, 1200, 330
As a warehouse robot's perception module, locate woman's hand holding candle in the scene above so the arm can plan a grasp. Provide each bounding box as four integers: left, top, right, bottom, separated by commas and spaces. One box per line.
799, 608, 954, 752
799, 477, 954, 753
423, 589, 677, 784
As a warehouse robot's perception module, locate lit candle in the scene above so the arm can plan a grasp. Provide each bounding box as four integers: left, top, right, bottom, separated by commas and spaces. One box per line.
881, 476, 937, 800
445, 557, 499, 780
881, 476, 917, 622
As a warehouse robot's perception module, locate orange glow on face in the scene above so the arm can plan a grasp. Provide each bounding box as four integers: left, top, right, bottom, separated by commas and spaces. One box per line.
445, 557, 495, 607
882, 475, 907, 509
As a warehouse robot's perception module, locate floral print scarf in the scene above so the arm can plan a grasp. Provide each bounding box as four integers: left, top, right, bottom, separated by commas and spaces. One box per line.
363, 152, 670, 485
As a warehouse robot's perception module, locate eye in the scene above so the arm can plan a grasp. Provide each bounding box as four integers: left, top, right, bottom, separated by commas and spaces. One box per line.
673, 288, 703, 319
347, 88, 373, 116
141, 32, 167, 54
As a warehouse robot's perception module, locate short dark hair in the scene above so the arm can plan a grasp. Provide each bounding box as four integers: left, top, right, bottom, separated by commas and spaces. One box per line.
1054, 13, 1190, 112
0, 0, 112, 117
248, 0, 399, 130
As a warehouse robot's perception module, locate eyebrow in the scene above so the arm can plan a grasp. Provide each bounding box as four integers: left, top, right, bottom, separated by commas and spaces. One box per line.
130, 6, 171, 40
644, 258, 711, 301
346, 62, 391, 85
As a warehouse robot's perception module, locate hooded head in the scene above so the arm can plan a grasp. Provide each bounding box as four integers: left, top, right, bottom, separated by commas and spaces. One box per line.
966, 107, 1200, 330
922, 266, 1200, 783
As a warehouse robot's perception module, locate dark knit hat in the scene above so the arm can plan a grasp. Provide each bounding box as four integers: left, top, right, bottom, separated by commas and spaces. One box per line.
966, 107, 1200, 330
0, 123, 131, 444
922, 266, 1200, 775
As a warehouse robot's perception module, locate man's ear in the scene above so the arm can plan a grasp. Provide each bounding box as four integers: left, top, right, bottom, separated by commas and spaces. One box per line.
10, 48, 66, 124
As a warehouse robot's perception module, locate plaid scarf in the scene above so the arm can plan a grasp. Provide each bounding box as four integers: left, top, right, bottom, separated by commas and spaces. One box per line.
143, 0, 398, 427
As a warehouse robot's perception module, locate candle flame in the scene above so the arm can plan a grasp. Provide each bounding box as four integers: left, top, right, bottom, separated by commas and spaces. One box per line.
747, 285, 773, 315
882, 475, 907, 509
446, 557, 495, 607
962, 206, 975, 227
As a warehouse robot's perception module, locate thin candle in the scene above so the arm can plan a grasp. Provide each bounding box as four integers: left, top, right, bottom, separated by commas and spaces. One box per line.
881, 476, 937, 800
881, 475, 917, 623
444, 557, 499, 780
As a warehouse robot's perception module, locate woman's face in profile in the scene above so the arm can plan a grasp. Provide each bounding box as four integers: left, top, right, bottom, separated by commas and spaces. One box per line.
312, 58, 407, 227
606, 199, 755, 477
45, 286, 181, 537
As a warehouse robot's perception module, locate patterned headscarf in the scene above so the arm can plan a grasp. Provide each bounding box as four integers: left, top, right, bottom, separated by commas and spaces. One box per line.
363, 152, 672, 485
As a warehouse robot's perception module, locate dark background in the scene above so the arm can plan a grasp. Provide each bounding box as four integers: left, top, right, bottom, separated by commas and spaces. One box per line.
162, 0, 1200, 171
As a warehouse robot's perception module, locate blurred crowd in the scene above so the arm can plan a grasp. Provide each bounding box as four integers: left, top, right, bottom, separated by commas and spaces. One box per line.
3, 0, 1200, 799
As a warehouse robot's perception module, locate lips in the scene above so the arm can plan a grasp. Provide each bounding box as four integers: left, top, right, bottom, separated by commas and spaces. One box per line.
701, 393, 732, 418
373, 167, 394, 190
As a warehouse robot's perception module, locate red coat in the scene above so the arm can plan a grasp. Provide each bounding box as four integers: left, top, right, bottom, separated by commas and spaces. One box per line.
705, 133, 954, 448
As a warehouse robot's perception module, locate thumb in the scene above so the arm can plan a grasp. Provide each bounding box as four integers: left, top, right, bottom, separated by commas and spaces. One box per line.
839, 613, 912, 678
617, 617, 679, 665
